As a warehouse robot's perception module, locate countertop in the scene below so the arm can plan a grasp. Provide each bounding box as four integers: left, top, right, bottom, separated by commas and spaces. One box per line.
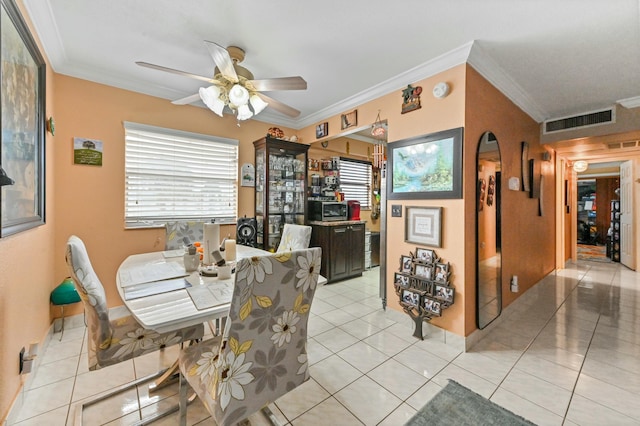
308, 220, 366, 227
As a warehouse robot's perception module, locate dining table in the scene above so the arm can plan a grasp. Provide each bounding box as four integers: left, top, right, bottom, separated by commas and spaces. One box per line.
116, 244, 272, 333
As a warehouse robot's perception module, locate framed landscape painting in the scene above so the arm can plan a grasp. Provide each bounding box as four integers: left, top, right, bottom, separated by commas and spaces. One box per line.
388, 127, 463, 199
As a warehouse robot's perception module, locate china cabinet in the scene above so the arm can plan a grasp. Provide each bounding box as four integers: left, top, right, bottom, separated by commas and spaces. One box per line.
254, 137, 309, 251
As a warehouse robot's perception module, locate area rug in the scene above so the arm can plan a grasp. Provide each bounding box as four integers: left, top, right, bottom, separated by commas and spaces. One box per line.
405, 380, 536, 426
577, 243, 610, 262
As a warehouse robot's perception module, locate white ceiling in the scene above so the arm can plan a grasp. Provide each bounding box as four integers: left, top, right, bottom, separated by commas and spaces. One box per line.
23, 0, 640, 130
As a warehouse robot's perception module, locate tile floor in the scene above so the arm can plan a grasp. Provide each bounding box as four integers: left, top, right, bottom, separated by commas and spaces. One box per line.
11, 260, 640, 425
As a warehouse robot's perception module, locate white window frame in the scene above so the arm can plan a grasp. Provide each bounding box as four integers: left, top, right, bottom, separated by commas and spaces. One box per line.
339, 157, 372, 209
124, 122, 238, 228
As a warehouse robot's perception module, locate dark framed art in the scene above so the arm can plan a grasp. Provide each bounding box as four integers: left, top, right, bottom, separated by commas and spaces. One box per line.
405, 206, 442, 247
316, 122, 328, 139
401, 289, 421, 307
415, 248, 434, 264
1, 0, 46, 237
387, 127, 463, 199
341, 110, 357, 130
394, 273, 410, 288
521, 141, 530, 192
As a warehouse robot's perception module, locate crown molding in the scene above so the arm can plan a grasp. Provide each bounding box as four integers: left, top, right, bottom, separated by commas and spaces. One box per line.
23, 0, 67, 70
618, 96, 640, 109
293, 41, 475, 129
466, 42, 547, 123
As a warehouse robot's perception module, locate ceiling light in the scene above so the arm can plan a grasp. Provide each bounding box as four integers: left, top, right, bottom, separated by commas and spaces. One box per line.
573, 160, 588, 172
199, 75, 269, 121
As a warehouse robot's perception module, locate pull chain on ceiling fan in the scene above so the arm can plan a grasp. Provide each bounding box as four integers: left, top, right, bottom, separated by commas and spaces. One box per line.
136, 41, 307, 120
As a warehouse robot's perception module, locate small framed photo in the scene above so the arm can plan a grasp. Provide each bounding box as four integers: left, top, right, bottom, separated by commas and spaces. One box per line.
341, 109, 358, 130
423, 297, 442, 316
400, 255, 413, 274
394, 273, 410, 288
401, 289, 421, 307
434, 284, 454, 304
316, 122, 328, 139
434, 263, 449, 283
415, 248, 434, 264
414, 264, 432, 280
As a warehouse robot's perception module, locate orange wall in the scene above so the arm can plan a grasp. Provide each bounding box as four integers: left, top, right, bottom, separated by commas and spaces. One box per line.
51, 74, 300, 318
464, 65, 555, 334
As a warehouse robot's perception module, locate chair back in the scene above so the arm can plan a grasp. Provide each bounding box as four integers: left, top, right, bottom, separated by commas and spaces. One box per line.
65, 235, 113, 365
183, 247, 322, 426
276, 224, 312, 252
165, 221, 206, 250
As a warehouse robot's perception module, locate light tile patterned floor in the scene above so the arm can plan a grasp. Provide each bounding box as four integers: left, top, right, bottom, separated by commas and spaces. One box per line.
11, 260, 640, 425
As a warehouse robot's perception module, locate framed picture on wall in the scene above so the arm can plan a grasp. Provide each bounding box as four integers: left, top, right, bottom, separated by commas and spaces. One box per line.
387, 127, 463, 199
405, 206, 442, 247
1, 0, 46, 237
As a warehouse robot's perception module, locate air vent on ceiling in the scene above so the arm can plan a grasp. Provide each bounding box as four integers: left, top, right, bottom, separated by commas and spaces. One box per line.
607, 140, 640, 150
543, 107, 615, 134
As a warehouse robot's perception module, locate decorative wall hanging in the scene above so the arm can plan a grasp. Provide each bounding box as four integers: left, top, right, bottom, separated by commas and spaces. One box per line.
1, 0, 46, 237
401, 84, 422, 114
486, 175, 495, 206
73, 138, 103, 166
388, 127, 463, 199
405, 206, 442, 248
521, 141, 530, 192
371, 110, 386, 139
240, 163, 255, 187
394, 248, 455, 339
341, 110, 357, 130
316, 122, 328, 139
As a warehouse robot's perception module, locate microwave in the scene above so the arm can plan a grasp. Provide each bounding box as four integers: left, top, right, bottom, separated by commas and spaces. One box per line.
308, 200, 348, 222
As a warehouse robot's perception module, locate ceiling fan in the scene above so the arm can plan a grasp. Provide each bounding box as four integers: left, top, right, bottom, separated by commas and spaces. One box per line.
136, 41, 307, 120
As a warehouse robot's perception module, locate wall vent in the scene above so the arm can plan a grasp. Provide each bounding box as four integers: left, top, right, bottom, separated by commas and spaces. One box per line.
543, 107, 615, 134
607, 140, 640, 150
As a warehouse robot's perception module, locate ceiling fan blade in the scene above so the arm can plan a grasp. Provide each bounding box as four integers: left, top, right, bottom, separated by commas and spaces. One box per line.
171, 93, 201, 105
136, 61, 213, 83
257, 93, 301, 117
204, 41, 238, 82
249, 76, 307, 92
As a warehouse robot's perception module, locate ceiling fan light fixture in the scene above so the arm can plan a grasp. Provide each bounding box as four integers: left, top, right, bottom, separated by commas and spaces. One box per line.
199, 86, 225, 117
236, 103, 253, 121
250, 94, 268, 115
228, 84, 250, 108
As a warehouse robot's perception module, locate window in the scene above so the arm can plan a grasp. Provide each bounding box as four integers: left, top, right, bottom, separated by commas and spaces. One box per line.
124, 122, 238, 228
339, 157, 371, 209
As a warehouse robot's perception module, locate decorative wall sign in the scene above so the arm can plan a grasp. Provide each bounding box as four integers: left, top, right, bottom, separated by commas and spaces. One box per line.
401, 84, 422, 114
316, 122, 328, 139
240, 163, 255, 187
1, 0, 46, 237
341, 110, 357, 130
73, 137, 103, 166
394, 248, 455, 339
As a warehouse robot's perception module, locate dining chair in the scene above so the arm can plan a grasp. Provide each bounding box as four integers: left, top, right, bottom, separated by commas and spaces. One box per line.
165, 220, 206, 250
276, 223, 312, 252
65, 235, 205, 424
178, 247, 322, 426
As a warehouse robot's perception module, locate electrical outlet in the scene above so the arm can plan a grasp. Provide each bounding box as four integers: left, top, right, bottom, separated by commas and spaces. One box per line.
391, 205, 402, 217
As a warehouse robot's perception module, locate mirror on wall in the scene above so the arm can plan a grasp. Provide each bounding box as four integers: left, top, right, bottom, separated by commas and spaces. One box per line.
476, 131, 502, 329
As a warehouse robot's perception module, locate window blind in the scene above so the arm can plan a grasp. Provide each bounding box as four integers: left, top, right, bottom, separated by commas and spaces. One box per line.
339, 157, 371, 209
124, 122, 238, 228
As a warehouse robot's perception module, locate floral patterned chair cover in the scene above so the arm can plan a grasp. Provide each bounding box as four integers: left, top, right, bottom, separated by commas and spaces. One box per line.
178, 247, 322, 426
65, 235, 204, 370
165, 221, 206, 250
276, 224, 312, 253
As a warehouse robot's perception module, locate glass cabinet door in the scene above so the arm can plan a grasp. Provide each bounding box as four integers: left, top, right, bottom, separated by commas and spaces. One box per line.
254, 137, 309, 251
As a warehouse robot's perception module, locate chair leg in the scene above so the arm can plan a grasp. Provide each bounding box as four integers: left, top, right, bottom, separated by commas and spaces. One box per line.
179, 373, 188, 426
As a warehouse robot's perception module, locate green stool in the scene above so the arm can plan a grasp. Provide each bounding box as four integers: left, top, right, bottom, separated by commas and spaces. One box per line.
50, 277, 81, 340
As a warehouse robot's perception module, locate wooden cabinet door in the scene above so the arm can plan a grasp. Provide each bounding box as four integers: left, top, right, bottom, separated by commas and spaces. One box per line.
349, 223, 365, 275
329, 226, 349, 281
